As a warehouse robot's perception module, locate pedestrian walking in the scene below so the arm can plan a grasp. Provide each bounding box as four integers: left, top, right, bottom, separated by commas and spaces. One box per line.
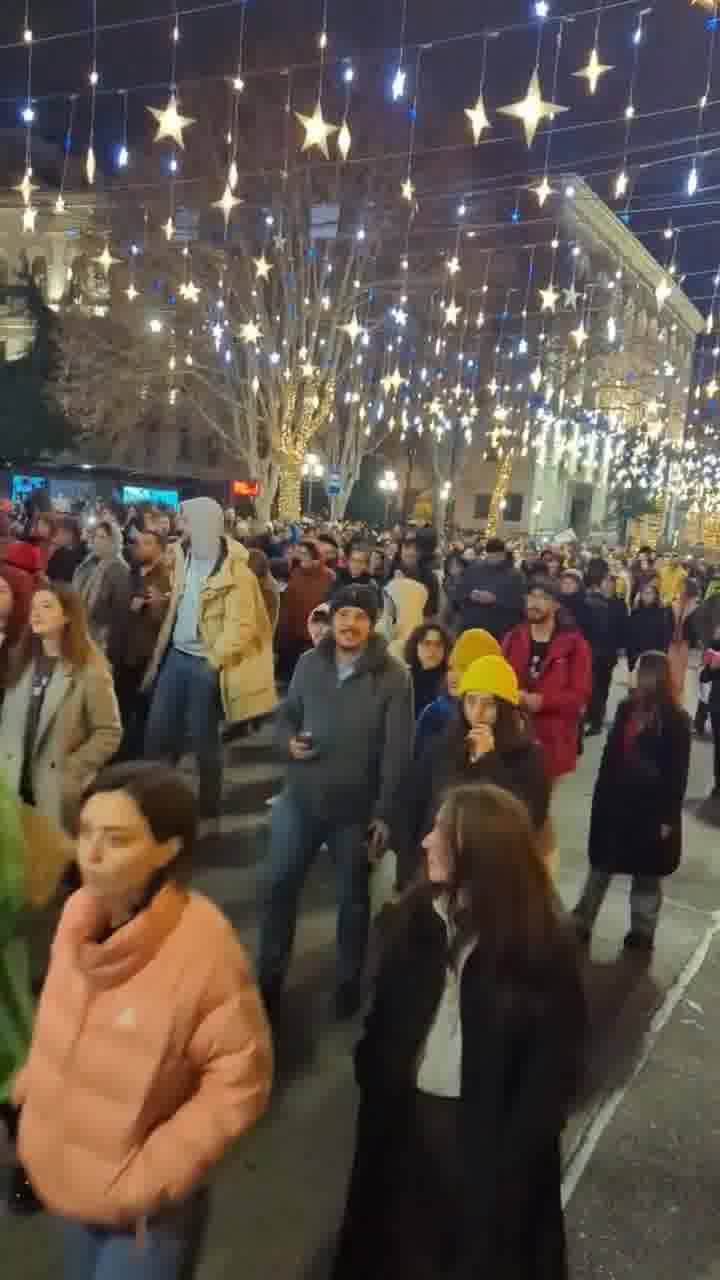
626, 583, 671, 672
46, 516, 86, 585
404, 621, 452, 721
143, 498, 276, 837
73, 521, 131, 661
573, 651, 691, 951
700, 627, 720, 798
414, 627, 502, 759
113, 530, 171, 760
584, 567, 620, 736
0, 585, 122, 833
397, 655, 549, 886
277, 540, 335, 681
257, 585, 414, 1021
503, 580, 592, 783
333, 784, 586, 1280
668, 579, 701, 697
13, 762, 272, 1280
456, 537, 526, 641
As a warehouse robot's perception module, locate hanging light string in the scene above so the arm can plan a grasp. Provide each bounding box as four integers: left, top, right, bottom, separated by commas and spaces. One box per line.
165, 0, 182, 240
688, 19, 718, 198
521, 245, 536, 345
705, 262, 720, 336
402, 43, 425, 204
535, 21, 565, 204
614, 9, 649, 203
393, 0, 409, 100
318, 0, 330, 99
227, 0, 249, 189
282, 67, 294, 182
54, 94, 77, 214
86, 0, 99, 184
22, 1, 34, 185
476, 251, 492, 330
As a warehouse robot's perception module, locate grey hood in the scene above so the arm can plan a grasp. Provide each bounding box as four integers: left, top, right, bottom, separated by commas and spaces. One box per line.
182, 497, 224, 561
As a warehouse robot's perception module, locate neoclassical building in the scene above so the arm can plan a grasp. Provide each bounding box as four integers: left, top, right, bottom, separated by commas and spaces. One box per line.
451, 178, 704, 539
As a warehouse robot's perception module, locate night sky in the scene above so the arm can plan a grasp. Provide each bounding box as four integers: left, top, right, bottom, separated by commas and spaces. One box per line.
0, 1, 714, 305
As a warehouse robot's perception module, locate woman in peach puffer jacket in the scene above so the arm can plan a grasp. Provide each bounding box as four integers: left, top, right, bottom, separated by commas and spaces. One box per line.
13, 761, 273, 1280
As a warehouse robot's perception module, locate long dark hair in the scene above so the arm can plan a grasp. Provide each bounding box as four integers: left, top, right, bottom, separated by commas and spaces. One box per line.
444, 691, 531, 769
634, 649, 681, 714
438, 784, 578, 987
9, 583, 100, 684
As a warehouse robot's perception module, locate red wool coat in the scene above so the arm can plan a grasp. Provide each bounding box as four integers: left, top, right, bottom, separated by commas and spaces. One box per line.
503, 621, 592, 781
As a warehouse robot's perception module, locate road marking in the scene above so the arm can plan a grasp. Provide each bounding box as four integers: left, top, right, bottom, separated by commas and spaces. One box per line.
562, 909, 720, 1208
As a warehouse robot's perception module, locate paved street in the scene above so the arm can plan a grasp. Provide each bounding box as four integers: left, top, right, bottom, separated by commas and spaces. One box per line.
5, 666, 720, 1278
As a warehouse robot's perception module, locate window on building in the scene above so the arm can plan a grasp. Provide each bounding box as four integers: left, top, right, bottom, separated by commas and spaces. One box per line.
474, 493, 491, 520
503, 492, 524, 523
178, 427, 192, 463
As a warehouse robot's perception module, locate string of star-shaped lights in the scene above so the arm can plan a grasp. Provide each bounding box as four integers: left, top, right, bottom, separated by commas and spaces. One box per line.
213, 182, 243, 235
147, 8, 195, 156
684, 14, 718, 200
391, 0, 410, 101
340, 312, 366, 345
85, 0, 100, 185
17, 6, 37, 231
337, 61, 355, 162
295, 0, 339, 158
655, 227, 678, 311
497, 11, 568, 149
239, 319, 262, 346
704, 262, 720, 336
254, 253, 273, 281
465, 34, 493, 146
225, 0, 249, 194
178, 250, 201, 303
539, 231, 560, 314
401, 45, 424, 205
613, 9, 649, 202
530, 20, 566, 208
573, 0, 613, 95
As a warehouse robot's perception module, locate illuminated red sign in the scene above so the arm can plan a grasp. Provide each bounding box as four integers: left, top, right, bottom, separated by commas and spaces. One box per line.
233, 480, 260, 497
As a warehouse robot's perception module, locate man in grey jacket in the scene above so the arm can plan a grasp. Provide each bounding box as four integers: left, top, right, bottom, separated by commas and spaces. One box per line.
258, 585, 414, 1021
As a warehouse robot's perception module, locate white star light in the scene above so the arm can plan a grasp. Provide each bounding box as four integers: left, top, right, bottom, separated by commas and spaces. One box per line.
126, 283, 139, 301
465, 92, 491, 146
148, 94, 196, 148
401, 176, 415, 202
563, 283, 579, 311
571, 321, 588, 348
656, 277, 674, 310
295, 101, 339, 159
163, 217, 175, 241
341, 312, 366, 344
54, 193, 65, 214
532, 174, 555, 207
497, 69, 569, 148
444, 299, 462, 326
213, 183, 243, 228
539, 283, 559, 313
530, 364, 543, 391
447, 256, 461, 277
573, 47, 614, 95
614, 169, 629, 199
254, 254, 273, 281
22, 206, 37, 233
94, 244, 121, 276
240, 320, 262, 345
180, 280, 200, 303
85, 146, 96, 185
337, 120, 352, 162
15, 171, 37, 205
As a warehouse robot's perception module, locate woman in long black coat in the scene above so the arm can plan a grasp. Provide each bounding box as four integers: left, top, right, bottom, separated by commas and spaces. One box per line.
573, 650, 691, 950
333, 784, 586, 1280
626, 582, 672, 671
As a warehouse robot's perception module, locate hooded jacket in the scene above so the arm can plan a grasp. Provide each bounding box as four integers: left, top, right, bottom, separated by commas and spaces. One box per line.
143, 532, 277, 724
14, 883, 272, 1226
276, 634, 414, 824
457, 559, 526, 641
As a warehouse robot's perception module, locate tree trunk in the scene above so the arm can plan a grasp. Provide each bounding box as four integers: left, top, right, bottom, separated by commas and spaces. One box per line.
487, 452, 515, 539
277, 454, 304, 522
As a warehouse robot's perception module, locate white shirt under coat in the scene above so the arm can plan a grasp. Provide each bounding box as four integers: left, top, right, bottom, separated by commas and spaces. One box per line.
416, 898, 478, 1100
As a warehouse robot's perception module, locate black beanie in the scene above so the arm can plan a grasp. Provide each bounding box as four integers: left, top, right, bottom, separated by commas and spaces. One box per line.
330, 584, 380, 625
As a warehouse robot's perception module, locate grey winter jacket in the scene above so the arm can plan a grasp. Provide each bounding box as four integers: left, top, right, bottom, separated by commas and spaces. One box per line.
276, 634, 414, 825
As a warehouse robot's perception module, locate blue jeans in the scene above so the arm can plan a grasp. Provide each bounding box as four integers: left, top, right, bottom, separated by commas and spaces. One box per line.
144, 648, 223, 818
60, 1190, 209, 1280
257, 794, 370, 994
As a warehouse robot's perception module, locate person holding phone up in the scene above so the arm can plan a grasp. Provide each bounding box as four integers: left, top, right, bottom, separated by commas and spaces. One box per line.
258, 585, 414, 1023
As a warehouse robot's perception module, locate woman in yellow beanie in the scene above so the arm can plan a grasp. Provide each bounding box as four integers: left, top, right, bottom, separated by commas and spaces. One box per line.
414, 628, 501, 760
395, 654, 550, 886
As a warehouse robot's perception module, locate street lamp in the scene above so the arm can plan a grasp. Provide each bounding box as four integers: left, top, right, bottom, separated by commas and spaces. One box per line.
302, 452, 324, 515
379, 468, 399, 526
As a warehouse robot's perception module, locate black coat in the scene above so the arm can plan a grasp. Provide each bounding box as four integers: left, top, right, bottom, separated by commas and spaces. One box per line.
626, 603, 672, 670
333, 894, 586, 1280
589, 698, 691, 877
457, 560, 526, 640
395, 727, 550, 886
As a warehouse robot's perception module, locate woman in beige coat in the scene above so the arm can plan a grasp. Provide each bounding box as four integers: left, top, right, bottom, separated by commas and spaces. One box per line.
0, 584, 122, 833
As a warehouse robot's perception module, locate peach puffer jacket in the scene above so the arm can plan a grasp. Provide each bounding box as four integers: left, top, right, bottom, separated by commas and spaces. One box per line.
14, 882, 273, 1226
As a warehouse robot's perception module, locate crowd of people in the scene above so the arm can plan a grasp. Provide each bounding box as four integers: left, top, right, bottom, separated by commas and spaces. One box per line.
0, 485, 715, 1279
